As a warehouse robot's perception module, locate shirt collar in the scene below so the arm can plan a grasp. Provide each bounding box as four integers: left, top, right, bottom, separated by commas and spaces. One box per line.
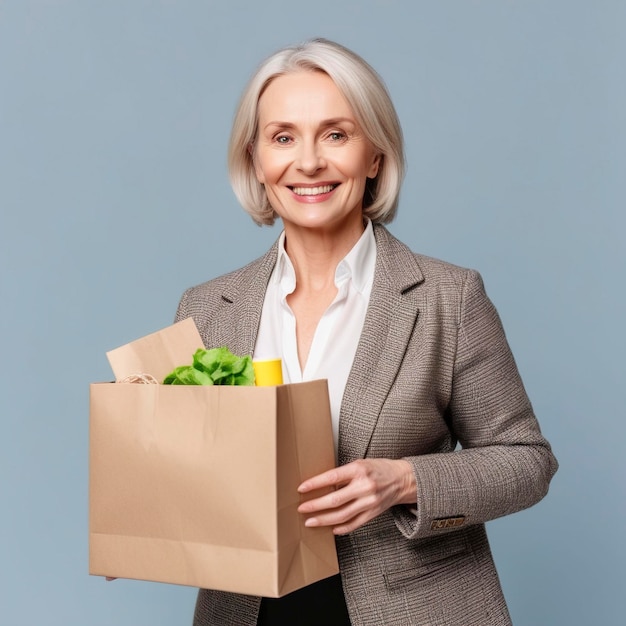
273, 219, 376, 296
273, 233, 296, 295
335, 219, 376, 294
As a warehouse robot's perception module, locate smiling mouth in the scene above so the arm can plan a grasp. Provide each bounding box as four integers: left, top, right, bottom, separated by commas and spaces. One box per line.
289, 184, 338, 196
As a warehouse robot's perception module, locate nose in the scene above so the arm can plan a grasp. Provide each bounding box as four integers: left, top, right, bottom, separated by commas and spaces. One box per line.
296, 139, 325, 175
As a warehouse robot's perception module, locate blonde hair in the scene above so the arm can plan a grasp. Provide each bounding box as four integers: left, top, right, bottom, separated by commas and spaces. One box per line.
228, 38, 405, 226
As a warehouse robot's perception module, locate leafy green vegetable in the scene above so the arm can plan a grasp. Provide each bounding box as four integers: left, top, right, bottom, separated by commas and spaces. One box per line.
162, 365, 213, 386
163, 347, 255, 386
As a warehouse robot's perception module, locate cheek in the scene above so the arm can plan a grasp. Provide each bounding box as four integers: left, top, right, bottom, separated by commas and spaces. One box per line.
338, 148, 379, 185
254, 151, 289, 185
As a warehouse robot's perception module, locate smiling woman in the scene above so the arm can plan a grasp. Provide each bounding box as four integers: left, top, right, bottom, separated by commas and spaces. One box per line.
228, 39, 404, 227
252, 71, 381, 243
173, 38, 558, 626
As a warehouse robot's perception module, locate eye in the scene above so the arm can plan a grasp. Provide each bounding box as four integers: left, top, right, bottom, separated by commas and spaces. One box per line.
328, 131, 346, 141
274, 134, 292, 145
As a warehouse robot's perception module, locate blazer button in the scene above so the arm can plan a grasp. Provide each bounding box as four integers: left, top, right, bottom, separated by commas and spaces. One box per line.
430, 516, 466, 531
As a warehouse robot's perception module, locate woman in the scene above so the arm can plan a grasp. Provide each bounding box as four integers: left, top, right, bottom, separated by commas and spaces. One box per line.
175, 38, 558, 626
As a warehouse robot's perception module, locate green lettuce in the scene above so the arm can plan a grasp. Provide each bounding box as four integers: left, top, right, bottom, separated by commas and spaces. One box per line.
163, 347, 255, 386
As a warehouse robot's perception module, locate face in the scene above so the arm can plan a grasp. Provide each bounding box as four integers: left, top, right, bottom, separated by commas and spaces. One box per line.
253, 71, 380, 235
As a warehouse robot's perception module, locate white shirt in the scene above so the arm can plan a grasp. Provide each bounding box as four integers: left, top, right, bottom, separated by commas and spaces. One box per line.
254, 220, 377, 457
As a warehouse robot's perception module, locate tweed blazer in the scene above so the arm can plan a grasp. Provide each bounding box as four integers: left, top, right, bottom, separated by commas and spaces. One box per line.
175, 224, 558, 626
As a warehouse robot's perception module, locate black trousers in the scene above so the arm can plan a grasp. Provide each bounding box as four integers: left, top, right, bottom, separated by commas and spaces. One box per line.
256, 574, 351, 626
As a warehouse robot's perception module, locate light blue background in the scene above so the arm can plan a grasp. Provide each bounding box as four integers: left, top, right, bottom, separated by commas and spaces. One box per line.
1, 1, 624, 624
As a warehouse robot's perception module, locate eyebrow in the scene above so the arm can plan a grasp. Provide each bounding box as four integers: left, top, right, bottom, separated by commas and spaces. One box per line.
262, 117, 357, 131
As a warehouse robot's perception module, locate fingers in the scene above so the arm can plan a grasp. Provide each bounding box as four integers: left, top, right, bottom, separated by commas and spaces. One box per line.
303, 495, 380, 535
329, 511, 375, 535
298, 467, 345, 494
297, 459, 401, 534
298, 459, 379, 495
298, 465, 379, 514
297, 458, 417, 534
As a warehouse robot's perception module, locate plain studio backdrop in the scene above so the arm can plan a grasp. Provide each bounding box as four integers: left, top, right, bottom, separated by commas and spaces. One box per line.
0, 1, 623, 625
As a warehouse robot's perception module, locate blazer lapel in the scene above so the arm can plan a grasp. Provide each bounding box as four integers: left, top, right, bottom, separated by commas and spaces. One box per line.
217, 243, 278, 356
338, 226, 425, 465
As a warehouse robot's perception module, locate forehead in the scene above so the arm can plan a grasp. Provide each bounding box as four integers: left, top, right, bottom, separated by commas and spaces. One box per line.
257, 70, 355, 122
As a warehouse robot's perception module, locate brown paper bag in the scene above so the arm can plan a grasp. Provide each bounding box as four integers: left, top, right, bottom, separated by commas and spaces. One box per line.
105, 317, 205, 383
89, 320, 339, 597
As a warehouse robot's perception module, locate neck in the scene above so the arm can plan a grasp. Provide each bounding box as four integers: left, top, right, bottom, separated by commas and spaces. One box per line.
282, 219, 365, 292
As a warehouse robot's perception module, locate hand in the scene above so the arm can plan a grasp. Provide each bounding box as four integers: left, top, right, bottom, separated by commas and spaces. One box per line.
297, 458, 417, 535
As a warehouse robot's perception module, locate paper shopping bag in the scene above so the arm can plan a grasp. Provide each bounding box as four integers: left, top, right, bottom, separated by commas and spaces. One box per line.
89, 321, 339, 597
105, 317, 205, 383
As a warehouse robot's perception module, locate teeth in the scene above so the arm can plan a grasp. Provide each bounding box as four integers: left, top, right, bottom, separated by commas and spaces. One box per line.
291, 185, 336, 196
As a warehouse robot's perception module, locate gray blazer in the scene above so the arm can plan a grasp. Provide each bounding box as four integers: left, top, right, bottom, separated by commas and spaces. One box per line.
176, 225, 558, 626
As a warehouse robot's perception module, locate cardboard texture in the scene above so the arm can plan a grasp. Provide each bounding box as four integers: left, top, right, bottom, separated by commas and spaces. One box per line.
89, 321, 339, 597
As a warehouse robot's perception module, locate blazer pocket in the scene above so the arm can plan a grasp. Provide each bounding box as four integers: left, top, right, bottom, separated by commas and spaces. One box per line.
383, 535, 470, 589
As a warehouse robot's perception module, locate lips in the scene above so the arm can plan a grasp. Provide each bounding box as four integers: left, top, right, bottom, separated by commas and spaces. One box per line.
289, 184, 339, 196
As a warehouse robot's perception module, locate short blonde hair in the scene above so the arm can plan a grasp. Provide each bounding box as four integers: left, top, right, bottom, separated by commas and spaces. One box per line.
228, 38, 405, 226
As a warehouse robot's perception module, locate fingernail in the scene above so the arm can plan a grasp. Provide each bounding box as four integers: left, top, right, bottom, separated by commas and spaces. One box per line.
304, 517, 318, 527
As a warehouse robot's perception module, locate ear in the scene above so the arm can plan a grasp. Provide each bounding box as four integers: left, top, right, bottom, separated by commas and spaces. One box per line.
367, 153, 382, 179
248, 143, 265, 184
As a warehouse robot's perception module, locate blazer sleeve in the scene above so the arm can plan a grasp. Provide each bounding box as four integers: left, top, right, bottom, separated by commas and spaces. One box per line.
393, 270, 558, 539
